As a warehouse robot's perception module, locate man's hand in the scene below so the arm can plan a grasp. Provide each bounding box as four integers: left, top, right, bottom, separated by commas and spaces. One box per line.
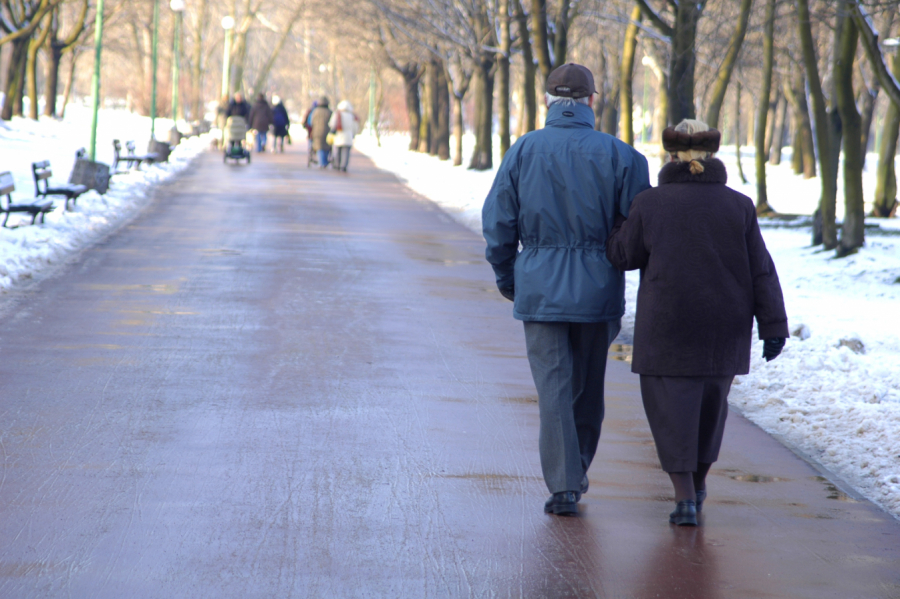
762, 338, 786, 362
499, 286, 515, 302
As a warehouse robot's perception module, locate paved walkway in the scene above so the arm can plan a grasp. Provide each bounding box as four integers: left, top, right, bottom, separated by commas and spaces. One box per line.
0, 145, 898, 598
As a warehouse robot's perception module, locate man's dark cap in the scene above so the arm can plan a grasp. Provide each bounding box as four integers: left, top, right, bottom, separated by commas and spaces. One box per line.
546, 63, 596, 98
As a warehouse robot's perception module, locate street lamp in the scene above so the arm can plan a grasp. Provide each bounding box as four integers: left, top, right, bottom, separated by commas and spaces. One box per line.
88, 0, 106, 160
170, 0, 185, 125
221, 16, 235, 97
150, 0, 160, 139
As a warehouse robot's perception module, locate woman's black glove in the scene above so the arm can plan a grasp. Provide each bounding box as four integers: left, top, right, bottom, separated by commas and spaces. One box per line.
499, 286, 515, 302
762, 338, 786, 362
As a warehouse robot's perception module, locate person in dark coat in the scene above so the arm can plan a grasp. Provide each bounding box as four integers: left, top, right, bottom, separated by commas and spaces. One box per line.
606, 118, 789, 527
483, 63, 651, 517
309, 97, 332, 168
248, 93, 274, 153
225, 92, 250, 119
271, 96, 290, 153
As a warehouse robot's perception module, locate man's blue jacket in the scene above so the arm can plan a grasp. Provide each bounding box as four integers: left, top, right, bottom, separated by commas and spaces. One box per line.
482, 102, 651, 322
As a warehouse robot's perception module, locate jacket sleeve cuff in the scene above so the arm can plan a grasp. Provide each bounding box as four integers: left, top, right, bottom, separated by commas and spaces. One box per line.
758, 320, 789, 340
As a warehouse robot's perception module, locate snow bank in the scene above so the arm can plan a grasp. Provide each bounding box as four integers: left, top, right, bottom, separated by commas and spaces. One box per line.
356, 131, 900, 520
0, 104, 210, 291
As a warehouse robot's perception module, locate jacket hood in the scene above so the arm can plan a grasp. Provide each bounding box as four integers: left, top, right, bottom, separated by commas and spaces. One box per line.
337, 100, 352, 111
658, 158, 728, 185
544, 101, 595, 129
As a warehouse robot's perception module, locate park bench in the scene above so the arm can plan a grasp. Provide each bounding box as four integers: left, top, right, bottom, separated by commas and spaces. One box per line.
112, 139, 158, 171
0, 171, 55, 227
32, 161, 87, 211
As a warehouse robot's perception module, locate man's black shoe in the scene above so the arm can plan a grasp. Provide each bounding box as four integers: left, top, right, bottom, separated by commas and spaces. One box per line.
544, 492, 578, 516
669, 500, 698, 526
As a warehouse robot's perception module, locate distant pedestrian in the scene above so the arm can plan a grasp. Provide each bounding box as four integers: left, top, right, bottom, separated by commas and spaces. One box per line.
310, 97, 332, 168
482, 63, 651, 517
606, 119, 789, 527
271, 96, 290, 153
226, 91, 250, 119
302, 101, 318, 163
215, 94, 230, 148
248, 93, 274, 153
327, 100, 359, 172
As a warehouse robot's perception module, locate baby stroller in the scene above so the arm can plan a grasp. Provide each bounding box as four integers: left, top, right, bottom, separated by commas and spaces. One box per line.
223, 116, 251, 164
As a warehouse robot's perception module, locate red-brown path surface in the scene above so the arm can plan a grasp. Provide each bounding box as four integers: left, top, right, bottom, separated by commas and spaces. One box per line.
0, 145, 898, 599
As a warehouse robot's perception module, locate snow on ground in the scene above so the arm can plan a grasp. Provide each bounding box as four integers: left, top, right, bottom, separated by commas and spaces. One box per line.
356, 131, 900, 519
0, 103, 210, 292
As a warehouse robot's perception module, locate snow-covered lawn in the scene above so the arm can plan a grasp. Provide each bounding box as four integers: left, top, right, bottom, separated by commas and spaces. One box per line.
355, 131, 900, 520
0, 104, 210, 291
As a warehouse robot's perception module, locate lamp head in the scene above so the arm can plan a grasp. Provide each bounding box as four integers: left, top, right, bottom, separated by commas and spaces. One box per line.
170, 0, 185, 11
221, 15, 235, 30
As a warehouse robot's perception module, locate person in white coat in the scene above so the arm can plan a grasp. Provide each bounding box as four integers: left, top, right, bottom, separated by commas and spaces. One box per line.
327, 100, 360, 172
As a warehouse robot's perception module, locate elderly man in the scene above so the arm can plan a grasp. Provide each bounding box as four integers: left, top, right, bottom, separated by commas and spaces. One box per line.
482, 63, 651, 516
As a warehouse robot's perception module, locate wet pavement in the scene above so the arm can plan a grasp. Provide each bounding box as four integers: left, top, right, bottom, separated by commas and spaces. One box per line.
0, 145, 898, 598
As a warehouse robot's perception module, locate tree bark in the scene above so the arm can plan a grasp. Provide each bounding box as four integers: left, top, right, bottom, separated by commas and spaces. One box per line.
796, 0, 838, 248
782, 72, 816, 178
469, 55, 495, 170
1, 38, 29, 120
60, 49, 79, 119
619, 6, 641, 146
399, 64, 422, 151
668, 2, 705, 125
434, 59, 450, 161
873, 51, 900, 217
514, 0, 536, 133
835, 17, 864, 256
531, 0, 551, 82
498, 0, 511, 157
769, 93, 787, 166
418, 66, 431, 153
704, 0, 752, 130
734, 81, 748, 184
754, 0, 777, 215
190, 0, 208, 121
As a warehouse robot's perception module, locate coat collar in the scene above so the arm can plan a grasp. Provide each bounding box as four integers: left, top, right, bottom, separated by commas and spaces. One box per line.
657, 158, 728, 185
544, 102, 595, 129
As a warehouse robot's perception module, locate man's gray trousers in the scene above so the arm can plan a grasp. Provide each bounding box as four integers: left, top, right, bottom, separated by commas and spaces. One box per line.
523, 320, 620, 494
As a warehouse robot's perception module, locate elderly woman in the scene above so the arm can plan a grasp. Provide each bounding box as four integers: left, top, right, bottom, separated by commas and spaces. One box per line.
606, 119, 789, 526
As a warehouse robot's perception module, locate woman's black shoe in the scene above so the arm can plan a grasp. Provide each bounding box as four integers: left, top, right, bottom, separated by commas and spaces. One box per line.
544, 492, 578, 516
696, 489, 707, 512
669, 500, 698, 526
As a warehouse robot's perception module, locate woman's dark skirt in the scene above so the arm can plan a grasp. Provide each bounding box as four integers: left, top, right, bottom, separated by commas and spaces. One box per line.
639, 375, 734, 473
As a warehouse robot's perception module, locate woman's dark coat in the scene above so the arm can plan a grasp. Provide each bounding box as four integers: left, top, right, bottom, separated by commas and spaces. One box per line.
248, 99, 274, 132
606, 158, 788, 377
272, 103, 290, 137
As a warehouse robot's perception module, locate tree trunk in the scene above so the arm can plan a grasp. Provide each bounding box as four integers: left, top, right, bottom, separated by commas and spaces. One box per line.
764, 90, 779, 158
453, 92, 465, 167
469, 56, 495, 170
796, 0, 838, 248
60, 50, 79, 119
791, 118, 804, 175
668, 2, 704, 125
434, 60, 450, 161
498, 0, 511, 157
531, 0, 551, 82
601, 49, 620, 136
835, 17, 865, 256
401, 65, 422, 151
704, 0, 752, 130
770, 93, 787, 165
551, 0, 571, 69
858, 81, 878, 159
514, 0, 536, 133
734, 82, 748, 184
754, 0, 776, 215
1, 38, 30, 120
873, 51, 900, 217
619, 6, 641, 146
418, 66, 431, 153
44, 42, 63, 117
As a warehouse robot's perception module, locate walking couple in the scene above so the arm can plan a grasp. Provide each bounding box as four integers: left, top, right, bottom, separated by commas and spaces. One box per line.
482, 63, 788, 526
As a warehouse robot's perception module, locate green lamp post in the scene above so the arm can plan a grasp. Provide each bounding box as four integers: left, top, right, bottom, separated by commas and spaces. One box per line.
88, 0, 106, 161
170, 0, 185, 125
